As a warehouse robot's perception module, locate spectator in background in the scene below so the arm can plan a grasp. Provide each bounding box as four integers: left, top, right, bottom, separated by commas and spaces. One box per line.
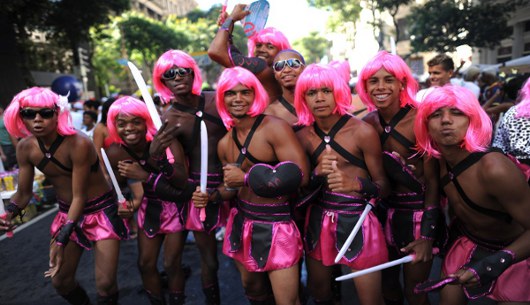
451, 66, 481, 99
416, 54, 455, 103
81, 111, 98, 140
493, 76, 530, 182
0, 105, 18, 170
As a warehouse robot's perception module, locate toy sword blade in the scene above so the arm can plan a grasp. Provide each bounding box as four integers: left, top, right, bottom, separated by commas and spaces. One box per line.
199, 121, 208, 221
100, 148, 126, 207
127, 61, 174, 163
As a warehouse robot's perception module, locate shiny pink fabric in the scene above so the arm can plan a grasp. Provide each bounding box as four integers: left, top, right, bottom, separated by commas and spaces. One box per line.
384, 209, 423, 246
443, 235, 530, 302
185, 199, 229, 232
307, 210, 387, 270
51, 210, 124, 250
137, 197, 185, 236
222, 207, 303, 272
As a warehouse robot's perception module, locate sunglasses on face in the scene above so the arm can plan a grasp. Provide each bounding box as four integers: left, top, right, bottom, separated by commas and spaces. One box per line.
161, 67, 193, 80
273, 58, 304, 72
20, 108, 57, 120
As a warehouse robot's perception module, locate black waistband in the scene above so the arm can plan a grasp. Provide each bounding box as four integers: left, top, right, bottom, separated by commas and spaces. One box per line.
58, 190, 115, 214
317, 191, 367, 212
237, 199, 292, 222
385, 192, 425, 210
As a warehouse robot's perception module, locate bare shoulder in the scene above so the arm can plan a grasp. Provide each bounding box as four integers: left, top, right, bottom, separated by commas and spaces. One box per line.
348, 115, 379, 137
362, 110, 379, 126
263, 115, 291, 131
479, 151, 524, 190
264, 100, 281, 116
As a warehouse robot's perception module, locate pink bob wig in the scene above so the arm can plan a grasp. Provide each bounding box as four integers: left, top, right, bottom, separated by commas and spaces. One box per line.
106, 96, 157, 145
4, 87, 76, 138
328, 60, 351, 84
414, 86, 492, 159
248, 27, 291, 58
215, 67, 269, 129
153, 49, 202, 103
294, 64, 353, 126
515, 77, 530, 119
356, 51, 418, 111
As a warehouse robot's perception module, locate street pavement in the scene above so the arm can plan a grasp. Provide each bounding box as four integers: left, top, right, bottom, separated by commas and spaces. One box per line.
0, 209, 494, 305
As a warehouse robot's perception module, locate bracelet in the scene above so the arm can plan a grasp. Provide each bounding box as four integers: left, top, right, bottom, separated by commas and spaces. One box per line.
356, 177, 381, 199
55, 220, 76, 246
6, 200, 24, 219
220, 17, 233, 31
420, 207, 440, 240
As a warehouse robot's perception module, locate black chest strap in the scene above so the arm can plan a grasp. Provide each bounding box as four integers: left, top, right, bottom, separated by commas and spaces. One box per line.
37, 135, 72, 172
442, 151, 512, 223
278, 96, 297, 117
171, 94, 224, 154
379, 105, 415, 153
121, 143, 158, 173
311, 115, 367, 171
232, 115, 273, 166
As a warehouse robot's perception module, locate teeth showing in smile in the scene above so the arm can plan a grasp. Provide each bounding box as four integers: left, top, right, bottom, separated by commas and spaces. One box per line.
375, 94, 390, 100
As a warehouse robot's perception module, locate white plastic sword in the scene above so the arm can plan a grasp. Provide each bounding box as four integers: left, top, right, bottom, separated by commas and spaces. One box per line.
334, 199, 374, 263
199, 121, 208, 221
127, 61, 174, 163
100, 148, 127, 208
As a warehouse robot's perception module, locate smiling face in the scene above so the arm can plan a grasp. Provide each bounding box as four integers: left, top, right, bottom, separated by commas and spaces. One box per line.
273, 52, 305, 90
115, 114, 147, 146
428, 64, 453, 87
223, 83, 255, 119
427, 106, 470, 148
254, 42, 279, 66
162, 66, 194, 97
365, 68, 403, 111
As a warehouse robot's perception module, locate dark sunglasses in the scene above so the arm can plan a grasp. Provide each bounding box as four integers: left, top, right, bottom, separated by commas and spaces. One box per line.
20, 108, 57, 120
161, 67, 193, 80
273, 58, 304, 72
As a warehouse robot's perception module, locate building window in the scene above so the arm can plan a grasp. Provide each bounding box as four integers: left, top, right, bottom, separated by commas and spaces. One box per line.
525, 20, 530, 32
408, 57, 424, 77
524, 42, 530, 56
397, 18, 409, 41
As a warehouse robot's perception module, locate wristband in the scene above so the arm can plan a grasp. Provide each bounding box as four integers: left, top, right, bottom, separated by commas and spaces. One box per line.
157, 157, 174, 178
420, 207, 439, 240
56, 220, 76, 246
6, 200, 23, 218
356, 177, 380, 199
464, 249, 515, 297
208, 188, 222, 205
220, 17, 233, 31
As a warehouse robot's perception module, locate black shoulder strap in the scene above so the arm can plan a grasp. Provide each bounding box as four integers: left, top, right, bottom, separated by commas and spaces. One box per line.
311, 115, 367, 171
121, 143, 158, 173
442, 152, 512, 223
278, 96, 297, 117
232, 115, 266, 165
171, 94, 224, 154
379, 105, 415, 153
36, 135, 72, 172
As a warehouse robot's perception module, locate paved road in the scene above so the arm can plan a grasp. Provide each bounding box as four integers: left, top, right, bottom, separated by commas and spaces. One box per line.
0, 210, 494, 305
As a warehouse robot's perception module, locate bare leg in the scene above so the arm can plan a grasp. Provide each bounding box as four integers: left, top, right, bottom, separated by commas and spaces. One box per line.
137, 231, 164, 295
162, 231, 187, 292
269, 264, 301, 305
233, 260, 270, 301
305, 256, 333, 303
402, 259, 433, 305
51, 242, 84, 295
381, 264, 404, 305
352, 271, 385, 305
93, 239, 120, 296
193, 230, 219, 285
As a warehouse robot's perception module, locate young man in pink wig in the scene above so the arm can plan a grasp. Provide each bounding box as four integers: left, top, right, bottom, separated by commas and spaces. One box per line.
208, 4, 291, 102
105, 96, 190, 305
0, 87, 128, 305
415, 85, 530, 304
264, 49, 306, 128
192, 66, 309, 305
356, 51, 445, 305
153, 49, 227, 305
294, 64, 389, 305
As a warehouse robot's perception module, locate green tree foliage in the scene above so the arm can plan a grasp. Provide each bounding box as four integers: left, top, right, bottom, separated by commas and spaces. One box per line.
293, 32, 331, 64
307, 0, 362, 26
409, 0, 523, 53
374, 0, 413, 43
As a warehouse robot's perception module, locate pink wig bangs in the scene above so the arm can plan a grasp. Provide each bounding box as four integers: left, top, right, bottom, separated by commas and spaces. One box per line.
153, 49, 202, 103
515, 78, 530, 119
294, 64, 353, 126
4, 87, 76, 138
106, 96, 157, 145
328, 60, 351, 84
215, 67, 269, 129
247, 27, 291, 57
414, 86, 492, 158
356, 51, 418, 111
